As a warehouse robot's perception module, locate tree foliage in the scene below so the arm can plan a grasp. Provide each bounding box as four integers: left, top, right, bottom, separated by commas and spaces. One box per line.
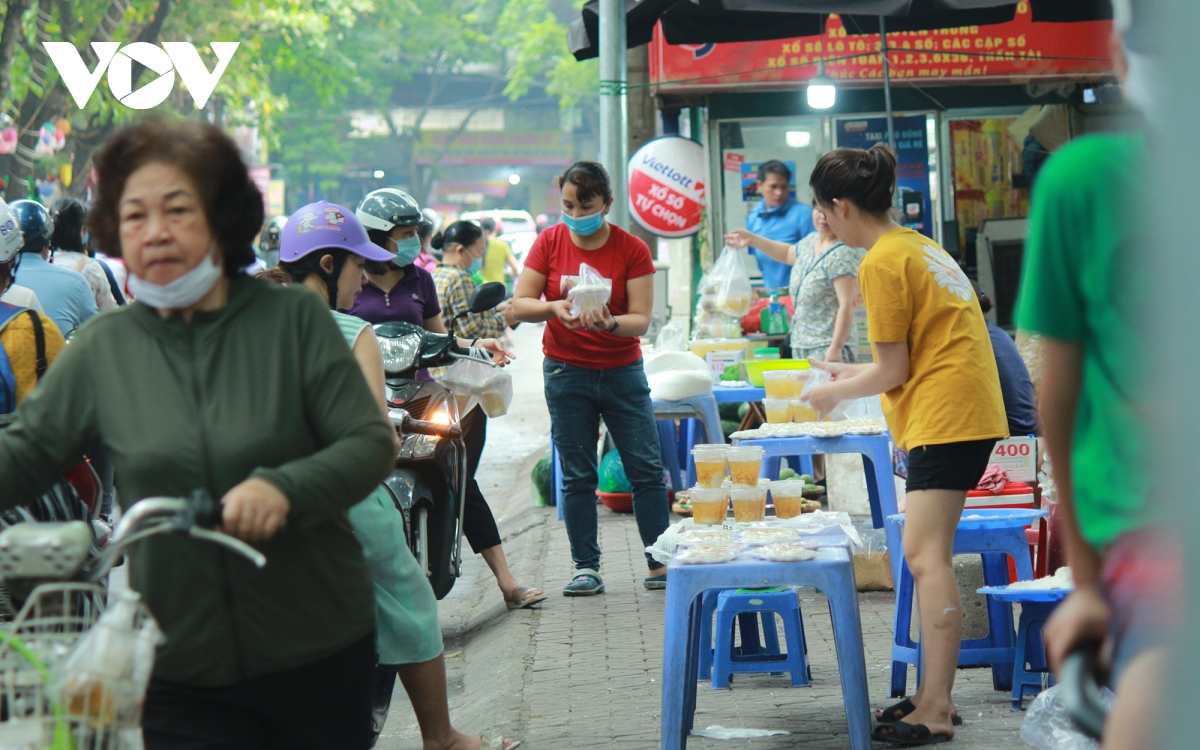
0, 0, 597, 205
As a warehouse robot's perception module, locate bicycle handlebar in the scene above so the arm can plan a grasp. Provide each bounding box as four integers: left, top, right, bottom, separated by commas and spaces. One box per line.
92, 492, 266, 579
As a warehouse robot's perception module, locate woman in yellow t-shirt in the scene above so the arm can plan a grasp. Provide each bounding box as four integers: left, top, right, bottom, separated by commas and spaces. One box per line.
802, 144, 1007, 746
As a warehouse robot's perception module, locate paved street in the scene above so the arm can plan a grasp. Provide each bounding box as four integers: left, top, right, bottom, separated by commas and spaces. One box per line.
376, 323, 1032, 749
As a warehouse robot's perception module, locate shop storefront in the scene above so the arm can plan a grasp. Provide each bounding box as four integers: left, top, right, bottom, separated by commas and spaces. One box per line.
649, 7, 1116, 338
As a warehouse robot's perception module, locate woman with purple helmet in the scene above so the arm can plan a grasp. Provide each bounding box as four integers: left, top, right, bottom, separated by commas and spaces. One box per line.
274, 202, 521, 750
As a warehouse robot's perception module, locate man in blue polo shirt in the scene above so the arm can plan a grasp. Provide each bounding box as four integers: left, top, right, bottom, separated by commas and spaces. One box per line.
10, 200, 96, 336
745, 160, 814, 291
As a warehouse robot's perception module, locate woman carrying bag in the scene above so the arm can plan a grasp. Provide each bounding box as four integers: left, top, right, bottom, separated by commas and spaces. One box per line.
513, 161, 670, 595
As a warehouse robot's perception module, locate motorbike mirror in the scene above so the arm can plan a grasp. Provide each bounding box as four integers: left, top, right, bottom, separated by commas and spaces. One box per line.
468, 282, 506, 314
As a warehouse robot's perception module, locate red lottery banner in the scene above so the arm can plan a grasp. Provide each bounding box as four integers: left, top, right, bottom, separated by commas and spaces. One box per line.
628, 136, 707, 238
650, 7, 1112, 91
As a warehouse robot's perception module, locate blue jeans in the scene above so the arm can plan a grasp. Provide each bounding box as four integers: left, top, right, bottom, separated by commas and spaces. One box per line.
543, 357, 669, 572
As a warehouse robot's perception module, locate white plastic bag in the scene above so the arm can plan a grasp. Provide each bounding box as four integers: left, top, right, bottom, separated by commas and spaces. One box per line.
52, 590, 163, 729
437, 358, 514, 418
643, 350, 713, 401
709, 246, 753, 318
1020, 685, 1110, 750
691, 726, 789, 739
799, 367, 849, 420
566, 262, 612, 318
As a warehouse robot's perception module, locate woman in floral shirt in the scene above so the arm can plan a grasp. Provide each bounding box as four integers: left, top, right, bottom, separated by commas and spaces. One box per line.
727, 200, 864, 362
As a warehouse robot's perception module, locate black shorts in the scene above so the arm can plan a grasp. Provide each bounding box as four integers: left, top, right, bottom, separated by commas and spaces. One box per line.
905, 439, 997, 493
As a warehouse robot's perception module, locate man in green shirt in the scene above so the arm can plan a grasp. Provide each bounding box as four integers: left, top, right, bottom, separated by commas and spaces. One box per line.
1016, 7, 1177, 747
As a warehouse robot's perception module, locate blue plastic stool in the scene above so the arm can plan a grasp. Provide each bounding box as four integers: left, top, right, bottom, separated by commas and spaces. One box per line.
696, 587, 810, 683
654, 395, 724, 490
661, 547, 871, 749
978, 587, 1066, 709
712, 587, 811, 688
888, 508, 1047, 697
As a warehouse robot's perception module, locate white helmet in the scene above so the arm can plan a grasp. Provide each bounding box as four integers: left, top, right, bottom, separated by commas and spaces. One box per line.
0, 199, 24, 264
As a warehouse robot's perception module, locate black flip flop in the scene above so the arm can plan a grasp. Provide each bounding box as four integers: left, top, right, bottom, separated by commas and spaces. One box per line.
877, 698, 962, 726
872, 721, 952, 745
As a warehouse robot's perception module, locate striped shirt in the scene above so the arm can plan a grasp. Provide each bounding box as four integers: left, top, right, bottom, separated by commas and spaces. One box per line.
332, 310, 370, 349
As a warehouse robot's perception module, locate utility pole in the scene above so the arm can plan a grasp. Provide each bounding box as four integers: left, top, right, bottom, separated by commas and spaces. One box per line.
626, 43, 657, 247
599, 0, 629, 228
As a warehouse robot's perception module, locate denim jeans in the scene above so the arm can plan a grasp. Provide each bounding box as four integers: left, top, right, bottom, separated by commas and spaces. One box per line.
543, 357, 669, 572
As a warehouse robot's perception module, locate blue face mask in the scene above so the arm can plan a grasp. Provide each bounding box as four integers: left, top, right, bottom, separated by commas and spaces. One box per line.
392, 235, 422, 266
469, 255, 483, 275
562, 209, 605, 237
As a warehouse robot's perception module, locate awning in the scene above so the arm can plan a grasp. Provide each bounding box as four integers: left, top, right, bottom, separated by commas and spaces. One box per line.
570, 0, 825, 61
569, 0, 1112, 60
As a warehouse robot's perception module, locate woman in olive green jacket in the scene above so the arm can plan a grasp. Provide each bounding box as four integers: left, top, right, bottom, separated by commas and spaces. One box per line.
0, 119, 395, 749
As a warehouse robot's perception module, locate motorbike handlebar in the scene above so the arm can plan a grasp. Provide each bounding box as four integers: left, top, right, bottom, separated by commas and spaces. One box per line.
405, 417, 463, 440
1060, 645, 1109, 741
389, 409, 462, 440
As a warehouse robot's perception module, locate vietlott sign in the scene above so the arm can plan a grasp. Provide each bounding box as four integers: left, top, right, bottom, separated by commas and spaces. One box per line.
44, 42, 240, 110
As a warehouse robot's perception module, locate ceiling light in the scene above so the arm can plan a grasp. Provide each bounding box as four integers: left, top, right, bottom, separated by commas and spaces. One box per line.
373, 170, 385, 179
786, 131, 811, 148
508, 173, 521, 185
806, 61, 836, 110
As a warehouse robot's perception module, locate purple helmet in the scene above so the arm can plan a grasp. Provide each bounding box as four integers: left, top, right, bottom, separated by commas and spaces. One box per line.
280, 201, 394, 263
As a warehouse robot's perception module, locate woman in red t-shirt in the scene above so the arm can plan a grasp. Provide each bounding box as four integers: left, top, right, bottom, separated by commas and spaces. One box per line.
514, 161, 669, 596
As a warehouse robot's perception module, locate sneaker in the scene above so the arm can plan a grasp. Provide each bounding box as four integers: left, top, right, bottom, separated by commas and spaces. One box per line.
563, 570, 605, 596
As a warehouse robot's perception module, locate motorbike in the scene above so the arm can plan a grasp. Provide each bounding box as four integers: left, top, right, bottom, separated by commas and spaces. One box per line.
372, 281, 506, 601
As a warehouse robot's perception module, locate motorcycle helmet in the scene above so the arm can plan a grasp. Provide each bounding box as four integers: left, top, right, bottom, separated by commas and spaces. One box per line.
421, 207, 442, 235
10, 199, 53, 254
0, 198, 24, 264
356, 188, 429, 234
279, 201, 394, 309
260, 215, 287, 249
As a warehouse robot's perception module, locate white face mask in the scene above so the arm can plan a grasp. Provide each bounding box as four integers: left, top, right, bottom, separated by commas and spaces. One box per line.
128, 242, 223, 310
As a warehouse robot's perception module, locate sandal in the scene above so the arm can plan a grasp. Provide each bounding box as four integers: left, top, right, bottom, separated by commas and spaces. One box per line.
877, 698, 962, 726
644, 574, 667, 590
479, 735, 521, 750
562, 570, 604, 596
505, 585, 547, 610
872, 721, 952, 745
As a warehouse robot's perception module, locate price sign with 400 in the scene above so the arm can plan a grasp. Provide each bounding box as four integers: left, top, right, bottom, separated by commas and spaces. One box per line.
993, 442, 1031, 458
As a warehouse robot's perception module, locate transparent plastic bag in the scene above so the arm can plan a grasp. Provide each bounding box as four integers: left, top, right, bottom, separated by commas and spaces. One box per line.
709, 246, 753, 318
799, 367, 849, 420
437, 358, 513, 418
853, 528, 893, 591
655, 320, 686, 352
844, 395, 884, 421
51, 590, 163, 729
566, 262, 612, 318
1020, 685, 1110, 750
